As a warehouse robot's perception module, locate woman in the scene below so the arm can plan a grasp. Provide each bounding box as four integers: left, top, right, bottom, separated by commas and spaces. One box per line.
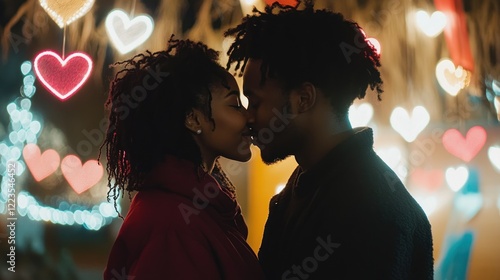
101, 37, 263, 279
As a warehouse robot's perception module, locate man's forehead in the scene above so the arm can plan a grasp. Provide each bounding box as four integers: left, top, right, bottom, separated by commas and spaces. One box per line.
243, 58, 266, 87
243, 59, 262, 76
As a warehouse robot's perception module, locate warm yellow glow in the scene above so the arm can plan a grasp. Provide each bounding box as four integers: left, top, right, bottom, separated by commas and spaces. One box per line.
39, 0, 95, 28
247, 146, 296, 252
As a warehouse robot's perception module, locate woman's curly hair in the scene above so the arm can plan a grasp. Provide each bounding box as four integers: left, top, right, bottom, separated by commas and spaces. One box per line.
225, 0, 383, 115
99, 36, 230, 213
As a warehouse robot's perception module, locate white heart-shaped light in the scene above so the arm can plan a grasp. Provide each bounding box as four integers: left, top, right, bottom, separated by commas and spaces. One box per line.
105, 9, 154, 54
349, 103, 373, 127
436, 59, 470, 96
390, 106, 430, 142
488, 146, 500, 172
416, 10, 447, 37
445, 166, 469, 192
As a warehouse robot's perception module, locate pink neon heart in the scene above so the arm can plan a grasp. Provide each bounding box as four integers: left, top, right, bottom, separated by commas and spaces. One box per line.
34, 51, 93, 100
410, 168, 443, 192
442, 126, 487, 162
22, 143, 60, 181
61, 155, 103, 194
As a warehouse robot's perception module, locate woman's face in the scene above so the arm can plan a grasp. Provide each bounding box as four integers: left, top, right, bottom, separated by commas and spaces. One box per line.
196, 73, 252, 162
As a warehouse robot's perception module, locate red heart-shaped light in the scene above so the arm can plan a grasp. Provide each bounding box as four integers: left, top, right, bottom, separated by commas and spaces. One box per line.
442, 126, 487, 162
34, 50, 93, 100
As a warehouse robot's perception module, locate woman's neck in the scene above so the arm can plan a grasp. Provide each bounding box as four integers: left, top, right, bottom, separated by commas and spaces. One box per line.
201, 156, 217, 174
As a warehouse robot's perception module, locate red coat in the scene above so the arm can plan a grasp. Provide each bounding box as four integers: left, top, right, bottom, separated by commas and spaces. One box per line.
104, 156, 264, 280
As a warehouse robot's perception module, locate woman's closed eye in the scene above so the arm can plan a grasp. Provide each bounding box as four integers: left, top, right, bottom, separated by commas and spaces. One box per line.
230, 104, 244, 110
230, 96, 244, 110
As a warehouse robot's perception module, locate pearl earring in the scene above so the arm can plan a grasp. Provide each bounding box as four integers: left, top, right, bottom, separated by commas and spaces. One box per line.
196, 129, 202, 134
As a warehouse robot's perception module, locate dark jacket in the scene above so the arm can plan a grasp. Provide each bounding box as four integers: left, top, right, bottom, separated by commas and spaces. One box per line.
104, 156, 264, 280
259, 128, 434, 279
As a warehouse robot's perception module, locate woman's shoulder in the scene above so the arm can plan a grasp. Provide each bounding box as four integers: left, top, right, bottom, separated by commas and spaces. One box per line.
121, 188, 208, 231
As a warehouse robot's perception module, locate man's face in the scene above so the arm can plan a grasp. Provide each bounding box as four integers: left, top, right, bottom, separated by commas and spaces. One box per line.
242, 59, 301, 164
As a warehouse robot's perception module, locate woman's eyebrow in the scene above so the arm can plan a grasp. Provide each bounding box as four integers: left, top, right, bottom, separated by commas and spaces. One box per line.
225, 90, 240, 98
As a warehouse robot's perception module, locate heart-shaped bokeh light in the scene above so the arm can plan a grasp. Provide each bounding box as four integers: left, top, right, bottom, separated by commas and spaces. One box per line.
445, 166, 469, 192
442, 126, 487, 162
390, 106, 430, 142
415, 10, 447, 37
61, 155, 103, 194
22, 143, 60, 181
436, 59, 471, 96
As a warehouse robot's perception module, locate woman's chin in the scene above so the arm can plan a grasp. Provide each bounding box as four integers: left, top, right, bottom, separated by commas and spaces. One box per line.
226, 147, 252, 162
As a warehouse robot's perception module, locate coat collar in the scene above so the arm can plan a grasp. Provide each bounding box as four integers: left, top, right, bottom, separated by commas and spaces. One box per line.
293, 127, 374, 195
142, 155, 240, 221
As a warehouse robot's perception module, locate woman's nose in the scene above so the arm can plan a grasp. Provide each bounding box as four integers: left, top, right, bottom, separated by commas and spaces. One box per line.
245, 109, 255, 125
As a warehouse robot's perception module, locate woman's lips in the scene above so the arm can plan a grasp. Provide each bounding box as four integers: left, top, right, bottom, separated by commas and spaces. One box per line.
242, 129, 259, 146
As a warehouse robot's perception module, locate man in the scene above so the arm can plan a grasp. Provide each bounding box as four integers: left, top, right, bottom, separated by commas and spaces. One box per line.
225, 1, 433, 279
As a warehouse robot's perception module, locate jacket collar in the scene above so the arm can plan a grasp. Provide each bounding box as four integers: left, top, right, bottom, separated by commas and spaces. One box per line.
142, 155, 240, 220
294, 127, 374, 194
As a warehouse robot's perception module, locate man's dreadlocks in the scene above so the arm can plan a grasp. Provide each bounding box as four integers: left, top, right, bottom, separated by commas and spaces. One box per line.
225, 0, 383, 115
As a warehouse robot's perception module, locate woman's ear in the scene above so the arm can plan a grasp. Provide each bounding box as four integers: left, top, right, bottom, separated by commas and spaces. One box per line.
185, 109, 203, 134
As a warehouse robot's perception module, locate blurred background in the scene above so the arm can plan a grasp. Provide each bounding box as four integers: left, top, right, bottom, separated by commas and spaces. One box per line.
0, 0, 499, 279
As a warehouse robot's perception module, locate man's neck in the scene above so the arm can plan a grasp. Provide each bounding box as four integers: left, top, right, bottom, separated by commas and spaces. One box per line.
295, 119, 353, 171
